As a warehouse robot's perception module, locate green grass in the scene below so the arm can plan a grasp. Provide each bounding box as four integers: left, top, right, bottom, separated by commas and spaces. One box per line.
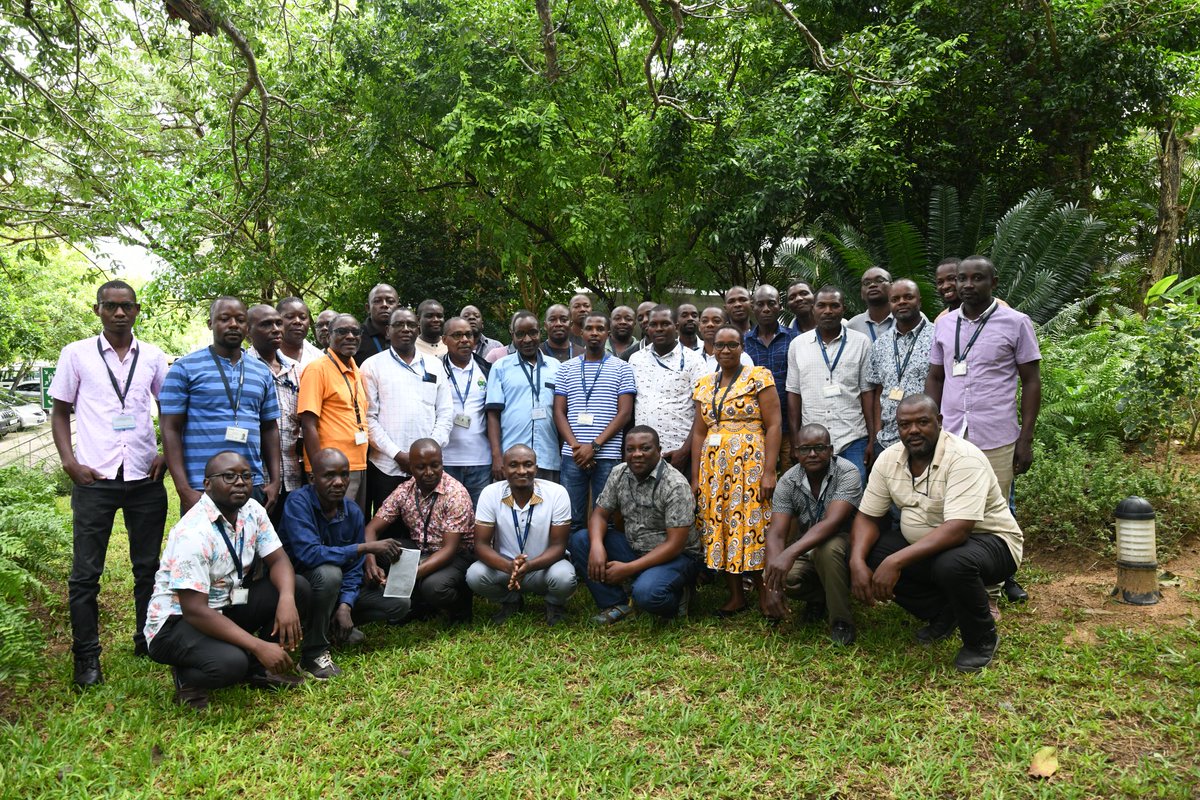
1, 488, 1198, 798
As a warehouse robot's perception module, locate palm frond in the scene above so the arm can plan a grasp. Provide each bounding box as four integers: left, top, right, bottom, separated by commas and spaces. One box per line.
927, 184, 961, 263
960, 178, 999, 256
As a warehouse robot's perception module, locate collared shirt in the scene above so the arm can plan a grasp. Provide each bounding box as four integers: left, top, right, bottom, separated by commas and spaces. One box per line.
865, 321, 936, 449
860, 432, 1023, 566
441, 355, 491, 467
541, 340, 581, 363
555, 353, 637, 460
787, 317, 815, 335
475, 479, 571, 559
743, 324, 798, 433
278, 485, 366, 607
771, 456, 862, 537
629, 343, 708, 453
595, 461, 701, 557
484, 352, 562, 471
375, 472, 474, 553
160, 347, 281, 489
475, 334, 503, 358
143, 493, 282, 642
296, 350, 369, 471
784, 327, 872, 452
846, 311, 894, 342
360, 348, 452, 477
415, 337, 449, 359
247, 347, 303, 491
49, 334, 169, 481
298, 341, 325, 368
605, 338, 638, 359
929, 304, 1041, 450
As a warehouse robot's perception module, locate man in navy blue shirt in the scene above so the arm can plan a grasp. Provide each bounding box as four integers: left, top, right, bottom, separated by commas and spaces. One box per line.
742, 285, 797, 470
279, 448, 407, 679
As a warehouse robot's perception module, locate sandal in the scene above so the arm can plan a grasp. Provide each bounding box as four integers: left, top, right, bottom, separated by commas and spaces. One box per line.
591, 603, 635, 625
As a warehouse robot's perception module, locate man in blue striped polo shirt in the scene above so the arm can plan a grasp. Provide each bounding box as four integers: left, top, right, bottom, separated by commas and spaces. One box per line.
552, 313, 636, 528
161, 297, 282, 515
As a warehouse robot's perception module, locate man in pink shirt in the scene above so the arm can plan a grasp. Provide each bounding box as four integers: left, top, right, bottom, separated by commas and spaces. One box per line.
50, 280, 171, 689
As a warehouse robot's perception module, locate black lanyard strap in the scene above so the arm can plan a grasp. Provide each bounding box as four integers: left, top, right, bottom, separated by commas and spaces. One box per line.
208, 346, 246, 423
417, 490, 439, 549
327, 352, 363, 428
97, 337, 139, 410
712, 366, 744, 428
954, 301, 998, 363
443, 356, 474, 407
213, 518, 245, 582
510, 504, 534, 553
519, 356, 543, 400
892, 321, 926, 384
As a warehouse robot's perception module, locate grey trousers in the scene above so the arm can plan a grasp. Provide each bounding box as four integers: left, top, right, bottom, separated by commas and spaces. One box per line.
466, 559, 577, 606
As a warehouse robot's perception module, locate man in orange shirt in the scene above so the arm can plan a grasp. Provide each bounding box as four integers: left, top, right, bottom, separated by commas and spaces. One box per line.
298, 313, 370, 512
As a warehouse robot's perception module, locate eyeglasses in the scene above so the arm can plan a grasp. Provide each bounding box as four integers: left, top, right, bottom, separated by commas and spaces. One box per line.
445, 331, 475, 340
331, 326, 364, 338
206, 470, 254, 485
99, 301, 138, 313
512, 330, 540, 340
712, 342, 742, 350
796, 445, 832, 455
388, 321, 418, 330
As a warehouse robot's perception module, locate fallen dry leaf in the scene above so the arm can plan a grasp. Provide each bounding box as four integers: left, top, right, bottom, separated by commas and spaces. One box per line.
1029, 746, 1059, 779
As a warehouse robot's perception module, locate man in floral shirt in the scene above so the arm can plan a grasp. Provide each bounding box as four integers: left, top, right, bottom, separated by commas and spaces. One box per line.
144, 451, 310, 710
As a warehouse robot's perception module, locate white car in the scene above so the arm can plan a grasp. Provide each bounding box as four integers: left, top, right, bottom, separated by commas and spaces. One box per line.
9, 380, 42, 403
0, 393, 47, 429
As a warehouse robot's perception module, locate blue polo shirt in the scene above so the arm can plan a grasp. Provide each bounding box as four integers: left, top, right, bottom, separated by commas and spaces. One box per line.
484, 352, 562, 471
742, 324, 796, 433
160, 347, 280, 489
278, 485, 366, 607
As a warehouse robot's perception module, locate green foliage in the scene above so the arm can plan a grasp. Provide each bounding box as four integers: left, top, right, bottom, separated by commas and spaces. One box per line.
1118, 290, 1200, 447
0, 467, 71, 685
1016, 437, 1200, 558
0, 243, 97, 368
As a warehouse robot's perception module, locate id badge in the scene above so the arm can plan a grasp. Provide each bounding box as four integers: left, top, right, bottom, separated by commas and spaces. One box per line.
706, 434, 722, 448
224, 426, 250, 443
822, 383, 840, 397
230, 587, 249, 606
112, 414, 136, 431
888, 387, 905, 401
453, 414, 472, 428
577, 412, 595, 425
952, 361, 968, 377
531, 407, 547, 420
354, 429, 369, 445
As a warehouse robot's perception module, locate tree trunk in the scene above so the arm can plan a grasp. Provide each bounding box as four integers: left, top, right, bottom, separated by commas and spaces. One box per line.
1142, 121, 1188, 308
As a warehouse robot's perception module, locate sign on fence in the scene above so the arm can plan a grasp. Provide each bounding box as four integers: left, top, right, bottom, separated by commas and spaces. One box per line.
39, 367, 55, 410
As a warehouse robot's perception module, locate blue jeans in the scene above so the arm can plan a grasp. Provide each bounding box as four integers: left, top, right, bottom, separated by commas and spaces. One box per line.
839, 436, 869, 482
560, 457, 619, 529
568, 527, 700, 619
444, 464, 492, 509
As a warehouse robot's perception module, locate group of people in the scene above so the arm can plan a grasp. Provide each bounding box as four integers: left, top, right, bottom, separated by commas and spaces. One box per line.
52, 255, 1040, 709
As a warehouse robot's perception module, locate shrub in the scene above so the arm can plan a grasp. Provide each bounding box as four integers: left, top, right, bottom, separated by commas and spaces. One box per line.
0, 467, 71, 685
1118, 293, 1200, 449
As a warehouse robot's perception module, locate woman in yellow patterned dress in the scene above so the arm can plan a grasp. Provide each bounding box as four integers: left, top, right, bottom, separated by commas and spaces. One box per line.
689, 326, 782, 617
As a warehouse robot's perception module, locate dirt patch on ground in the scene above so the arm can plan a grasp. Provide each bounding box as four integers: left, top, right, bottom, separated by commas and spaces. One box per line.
1026, 536, 1200, 634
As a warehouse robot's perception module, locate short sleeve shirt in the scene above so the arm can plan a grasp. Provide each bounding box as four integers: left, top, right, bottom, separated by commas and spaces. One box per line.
860, 432, 1023, 566
247, 347, 304, 491
555, 354, 637, 460
771, 456, 862, 538
143, 494, 282, 642
629, 344, 709, 453
297, 351, 369, 471
595, 460, 701, 557
742, 325, 797, 434
159, 348, 281, 489
475, 479, 571, 559
784, 327, 872, 452
375, 472, 475, 553
865, 320, 935, 449
484, 353, 562, 471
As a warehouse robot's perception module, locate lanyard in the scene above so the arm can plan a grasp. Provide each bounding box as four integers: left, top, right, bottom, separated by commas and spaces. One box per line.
817, 333, 847, 381
443, 356, 474, 407
810, 461, 838, 522
519, 356, 543, 402
579, 354, 607, 409
97, 337, 139, 410
371, 333, 386, 354
954, 300, 998, 363
651, 346, 684, 371
510, 505, 534, 553
417, 490, 439, 549
892, 321, 926, 385
327, 352, 364, 429
866, 320, 878, 342
390, 348, 429, 379
627, 460, 665, 508
213, 517, 245, 582
208, 347, 246, 423
711, 366, 743, 427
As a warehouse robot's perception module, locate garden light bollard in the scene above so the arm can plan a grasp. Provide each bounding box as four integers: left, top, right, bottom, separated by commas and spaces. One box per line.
1111, 496, 1160, 606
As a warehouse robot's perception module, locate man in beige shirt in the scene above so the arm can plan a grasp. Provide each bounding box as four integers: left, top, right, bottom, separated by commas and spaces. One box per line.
848, 394, 1022, 673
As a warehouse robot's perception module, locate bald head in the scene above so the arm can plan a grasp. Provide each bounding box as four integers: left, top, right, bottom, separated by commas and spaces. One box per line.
897, 393, 939, 418
312, 447, 350, 472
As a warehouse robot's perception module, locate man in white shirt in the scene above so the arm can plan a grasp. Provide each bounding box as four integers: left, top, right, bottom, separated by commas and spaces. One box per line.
629, 305, 707, 473
441, 316, 493, 506
360, 307, 453, 514
466, 445, 576, 625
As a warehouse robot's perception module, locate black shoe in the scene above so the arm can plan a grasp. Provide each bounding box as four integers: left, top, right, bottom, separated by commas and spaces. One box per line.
1003, 577, 1028, 604
171, 668, 209, 710
801, 601, 827, 625
544, 603, 568, 626
491, 598, 523, 624
829, 620, 856, 646
916, 609, 957, 644
73, 656, 104, 689
132, 640, 150, 658
955, 634, 1000, 673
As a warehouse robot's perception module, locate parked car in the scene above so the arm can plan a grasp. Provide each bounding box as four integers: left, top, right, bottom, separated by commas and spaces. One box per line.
0, 396, 47, 429
9, 380, 42, 403
0, 404, 19, 438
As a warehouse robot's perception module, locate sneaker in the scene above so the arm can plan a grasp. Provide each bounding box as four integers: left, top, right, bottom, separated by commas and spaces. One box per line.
916, 609, 957, 645
829, 620, 856, 646
301, 651, 343, 680
591, 603, 635, 625
172, 668, 209, 710
1003, 577, 1028, 603
544, 603, 568, 626
955, 633, 1000, 672
491, 597, 523, 624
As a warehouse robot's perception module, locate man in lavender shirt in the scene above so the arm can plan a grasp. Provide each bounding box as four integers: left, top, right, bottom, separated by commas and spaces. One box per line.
925, 255, 1041, 604
50, 280, 171, 689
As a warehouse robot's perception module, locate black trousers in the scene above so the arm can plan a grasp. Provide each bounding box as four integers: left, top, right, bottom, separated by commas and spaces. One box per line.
379, 540, 474, 621
147, 576, 312, 689
69, 476, 168, 658
865, 526, 1016, 645
366, 462, 409, 527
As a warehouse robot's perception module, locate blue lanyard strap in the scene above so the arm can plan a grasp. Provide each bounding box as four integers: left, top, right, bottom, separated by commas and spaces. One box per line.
213, 518, 245, 582
578, 354, 607, 408
892, 321, 925, 384
817, 333, 847, 381
443, 356, 474, 407
390, 349, 428, 378
510, 505, 534, 553
208, 346, 245, 423
518, 356, 543, 401
651, 346, 684, 371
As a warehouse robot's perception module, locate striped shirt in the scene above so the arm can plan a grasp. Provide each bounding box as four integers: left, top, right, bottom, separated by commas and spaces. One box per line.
160, 347, 280, 489
555, 354, 637, 460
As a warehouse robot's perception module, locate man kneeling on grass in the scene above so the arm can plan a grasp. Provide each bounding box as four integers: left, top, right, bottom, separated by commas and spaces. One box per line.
144, 451, 309, 709
466, 444, 577, 624
848, 394, 1023, 672
278, 448, 410, 679
569, 425, 702, 625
